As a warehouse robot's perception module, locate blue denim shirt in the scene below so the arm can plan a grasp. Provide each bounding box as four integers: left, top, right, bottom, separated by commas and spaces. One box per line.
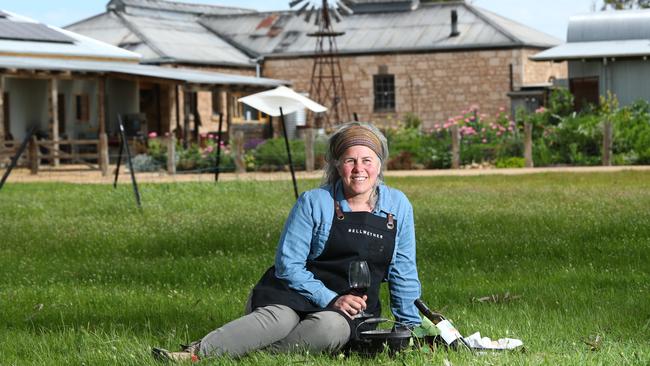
274, 180, 422, 326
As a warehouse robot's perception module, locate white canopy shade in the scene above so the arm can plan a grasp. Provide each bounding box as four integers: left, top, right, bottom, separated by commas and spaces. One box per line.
238, 86, 327, 117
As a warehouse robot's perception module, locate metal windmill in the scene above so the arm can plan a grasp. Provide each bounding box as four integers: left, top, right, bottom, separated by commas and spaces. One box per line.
289, 0, 352, 128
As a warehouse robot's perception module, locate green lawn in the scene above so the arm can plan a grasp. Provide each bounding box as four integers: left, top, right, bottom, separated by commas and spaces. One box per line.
0, 172, 648, 365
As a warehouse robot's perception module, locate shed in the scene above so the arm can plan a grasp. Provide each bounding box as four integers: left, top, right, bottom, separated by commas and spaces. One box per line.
531, 9, 650, 110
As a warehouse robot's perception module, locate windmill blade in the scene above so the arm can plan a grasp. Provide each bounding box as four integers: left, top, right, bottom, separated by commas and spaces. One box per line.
330, 6, 342, 22
337, 0, 353, 16
289, 0, 304, 8
314, 8, 322, 26
304, 5, 315, 23
296, 1, 310, 16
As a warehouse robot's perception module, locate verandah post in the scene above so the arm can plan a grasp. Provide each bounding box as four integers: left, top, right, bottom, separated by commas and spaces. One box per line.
167, 135, 176, 174
602, 120, 612, 166
29, 135, 39, 175
524, 122, 534, 168
451, 124, 460, 169
304, 127, 315, 171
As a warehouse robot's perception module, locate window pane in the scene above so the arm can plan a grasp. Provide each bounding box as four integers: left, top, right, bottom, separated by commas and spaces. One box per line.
373, 74, 395, 112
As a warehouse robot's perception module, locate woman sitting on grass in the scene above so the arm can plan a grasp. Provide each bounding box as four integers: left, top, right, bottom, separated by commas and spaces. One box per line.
153, 122, 421, 361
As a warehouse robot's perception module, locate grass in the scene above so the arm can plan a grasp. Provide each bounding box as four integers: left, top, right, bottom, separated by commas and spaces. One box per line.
0, 171, 648, 365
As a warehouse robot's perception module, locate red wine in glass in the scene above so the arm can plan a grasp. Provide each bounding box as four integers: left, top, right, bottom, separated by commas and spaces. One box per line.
348, 260, 372, 318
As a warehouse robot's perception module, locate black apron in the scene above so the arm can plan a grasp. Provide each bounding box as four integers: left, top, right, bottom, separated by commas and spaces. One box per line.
250, 186, 397, 340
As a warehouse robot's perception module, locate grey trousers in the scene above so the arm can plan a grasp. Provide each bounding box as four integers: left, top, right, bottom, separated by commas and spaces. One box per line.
199, 304, 351, 358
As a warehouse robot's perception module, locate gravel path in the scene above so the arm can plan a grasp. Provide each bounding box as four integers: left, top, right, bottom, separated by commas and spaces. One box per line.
3, 165, 650, 184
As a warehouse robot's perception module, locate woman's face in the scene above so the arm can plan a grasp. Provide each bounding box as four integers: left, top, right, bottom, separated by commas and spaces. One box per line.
337, 145, 380, 200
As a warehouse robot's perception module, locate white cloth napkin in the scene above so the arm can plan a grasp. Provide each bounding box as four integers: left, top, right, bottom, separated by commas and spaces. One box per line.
463, 332, 523, 350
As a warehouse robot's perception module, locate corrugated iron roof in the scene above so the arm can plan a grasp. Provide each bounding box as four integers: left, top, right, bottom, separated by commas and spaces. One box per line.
67, 1, 559, 66
0, 55, 286, 87
118, 13, 255, 66
0, 10, 140, 61
67, 11, 255, 67
531, 40, 650, 61
349, 0, 418, 14
567, 9, 650, 42
201, 2, 559, 57
531, 9, 650, 61
107, 0, 255, 17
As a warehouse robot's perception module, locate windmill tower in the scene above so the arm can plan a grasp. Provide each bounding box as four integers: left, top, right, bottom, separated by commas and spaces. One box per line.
289, 0, 352, 128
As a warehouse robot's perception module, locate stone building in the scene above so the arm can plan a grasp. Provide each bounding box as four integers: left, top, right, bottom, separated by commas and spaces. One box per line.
68, 0, 567, 131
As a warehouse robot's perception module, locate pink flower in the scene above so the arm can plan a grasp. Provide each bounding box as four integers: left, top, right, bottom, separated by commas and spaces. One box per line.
496, 131, 502, 136
461, 126, 476, 136
464, 118, 470, 123
508, 126, 514, 131
499, 106, 506, 112
433, 124, 440, 129
208, 134, 214, 139
482, 138, 487, 143
148, 132, 157, 138
535, 106, 546, 114
205, 146, 214, 153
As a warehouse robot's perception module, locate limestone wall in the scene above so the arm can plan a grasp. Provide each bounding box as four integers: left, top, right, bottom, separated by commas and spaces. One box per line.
263, 48, 566, 129
521, 48, 568, 86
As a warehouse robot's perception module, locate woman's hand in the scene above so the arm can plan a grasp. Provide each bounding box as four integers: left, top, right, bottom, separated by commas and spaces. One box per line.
332, 294, 367, 318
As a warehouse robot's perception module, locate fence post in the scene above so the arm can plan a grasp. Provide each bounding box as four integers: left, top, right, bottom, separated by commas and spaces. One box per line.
234, 130, 245, 174
304, 127, 315, 171
99, 132, 109, 176
167, 135, 176, 174
602, 120, 612, 166
524, 122, 534, 168
29, 136, 39, 175
451, 124, 460, 169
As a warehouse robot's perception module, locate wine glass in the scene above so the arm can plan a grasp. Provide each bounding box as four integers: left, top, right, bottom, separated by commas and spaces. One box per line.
348, 260, 372, 318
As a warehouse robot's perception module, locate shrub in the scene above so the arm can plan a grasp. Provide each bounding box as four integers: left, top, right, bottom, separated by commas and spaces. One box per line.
253, 138, 306, 171
495, 157, 525, 168
147, 138, 168, 166
131, 154, 161, 172
176, 144, 202, 171
613, 99, 650, 164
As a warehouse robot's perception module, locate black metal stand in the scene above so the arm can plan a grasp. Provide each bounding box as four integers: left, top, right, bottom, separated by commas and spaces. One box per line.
215, 112, 223, 182
280, 107, 299, 200
113, 135, 124, 189
114, 114, 142, 209
0, 126, 36, 191
353, 112, 359, 122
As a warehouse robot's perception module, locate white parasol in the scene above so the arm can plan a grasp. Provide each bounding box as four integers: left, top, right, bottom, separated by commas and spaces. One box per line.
238, 86, 327, 116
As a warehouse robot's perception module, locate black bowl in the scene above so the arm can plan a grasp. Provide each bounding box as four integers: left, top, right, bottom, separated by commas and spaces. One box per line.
356, 329, 411, 355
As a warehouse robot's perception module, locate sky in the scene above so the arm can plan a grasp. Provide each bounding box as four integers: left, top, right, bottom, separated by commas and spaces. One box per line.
3, 0, 605, 40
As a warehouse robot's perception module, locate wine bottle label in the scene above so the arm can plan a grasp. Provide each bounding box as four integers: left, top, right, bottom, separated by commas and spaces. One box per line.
436, 320, 463, 345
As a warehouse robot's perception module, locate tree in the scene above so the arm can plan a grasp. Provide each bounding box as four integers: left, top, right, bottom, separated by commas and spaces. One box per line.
601, 0, 650, 10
